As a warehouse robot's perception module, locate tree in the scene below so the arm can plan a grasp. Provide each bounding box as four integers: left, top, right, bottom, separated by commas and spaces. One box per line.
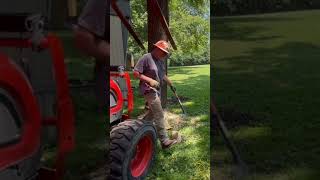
147, 0, 170, 107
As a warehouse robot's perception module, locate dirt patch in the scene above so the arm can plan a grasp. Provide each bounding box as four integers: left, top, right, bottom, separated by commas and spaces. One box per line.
163, 110, 187, 130
138, 109, 186, 130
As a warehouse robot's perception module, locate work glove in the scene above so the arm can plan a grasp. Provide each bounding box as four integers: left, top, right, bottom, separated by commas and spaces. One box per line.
149, 79, 160, 88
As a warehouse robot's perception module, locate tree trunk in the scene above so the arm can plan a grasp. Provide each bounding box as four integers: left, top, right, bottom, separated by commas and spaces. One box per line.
51, 0, 68, 29
147, 0, 169, 108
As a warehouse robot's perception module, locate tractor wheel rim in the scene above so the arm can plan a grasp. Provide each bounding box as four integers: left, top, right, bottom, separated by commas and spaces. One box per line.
130, 134, 153, 177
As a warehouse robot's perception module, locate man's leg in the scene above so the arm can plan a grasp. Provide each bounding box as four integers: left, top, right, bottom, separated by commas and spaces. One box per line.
144, 92, 168, 143
138, 101, 150, 120
141, 109, 152, 122
142, 101, 171, 130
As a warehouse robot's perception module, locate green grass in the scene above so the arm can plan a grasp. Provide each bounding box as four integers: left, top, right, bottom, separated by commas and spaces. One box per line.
212, 10, 320, 179
130, 65, 210, 180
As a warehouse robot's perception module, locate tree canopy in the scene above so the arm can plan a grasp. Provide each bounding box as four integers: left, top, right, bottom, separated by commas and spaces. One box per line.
128, 0, 210, 66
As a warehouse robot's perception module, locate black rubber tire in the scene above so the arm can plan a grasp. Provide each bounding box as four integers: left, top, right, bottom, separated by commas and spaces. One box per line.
110, 120, 157, 180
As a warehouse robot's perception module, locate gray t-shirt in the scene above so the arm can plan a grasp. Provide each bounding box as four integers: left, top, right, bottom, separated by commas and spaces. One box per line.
134, 53, 165, 95
78, 0, 108, 39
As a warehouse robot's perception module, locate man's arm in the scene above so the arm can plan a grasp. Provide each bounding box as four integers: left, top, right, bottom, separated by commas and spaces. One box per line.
133, 71, 159, 87
75, 0, 108, 61
74, 26, 109, 61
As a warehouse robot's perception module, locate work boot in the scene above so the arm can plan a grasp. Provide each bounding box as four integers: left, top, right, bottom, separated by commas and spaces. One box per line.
161, 133, 182, 150
171, 131, 179, 139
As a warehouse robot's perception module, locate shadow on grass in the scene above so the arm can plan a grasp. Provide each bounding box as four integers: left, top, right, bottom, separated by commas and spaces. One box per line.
43, 87, 106, 180
211, 16, 298, 42
212, 41, 320, 179
67, 90, 106, 180
214, 16, 298, 23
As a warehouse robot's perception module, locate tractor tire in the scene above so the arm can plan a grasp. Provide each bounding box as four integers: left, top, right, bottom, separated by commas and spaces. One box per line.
110, 120, 157, 180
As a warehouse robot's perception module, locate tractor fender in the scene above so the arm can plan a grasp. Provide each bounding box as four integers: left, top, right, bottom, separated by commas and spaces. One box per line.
0, 52, 41, 171
110, 79, 124, 116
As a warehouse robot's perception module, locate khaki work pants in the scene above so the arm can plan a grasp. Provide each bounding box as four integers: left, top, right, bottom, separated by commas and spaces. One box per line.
143, 92, 168, 143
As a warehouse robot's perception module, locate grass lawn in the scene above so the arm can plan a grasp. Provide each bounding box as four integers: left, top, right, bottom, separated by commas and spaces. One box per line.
130, 64, 211, 180
212, 10, 320, 180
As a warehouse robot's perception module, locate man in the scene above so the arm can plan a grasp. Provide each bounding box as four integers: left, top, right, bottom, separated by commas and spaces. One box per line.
133, 40, 181, 149
74, 0, 109, 111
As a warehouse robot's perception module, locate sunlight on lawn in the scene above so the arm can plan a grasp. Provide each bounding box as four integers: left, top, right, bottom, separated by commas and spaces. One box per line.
146, 64, 210, 180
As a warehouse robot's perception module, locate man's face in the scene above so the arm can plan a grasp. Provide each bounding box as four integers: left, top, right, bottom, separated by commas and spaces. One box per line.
157, 48, 169, 60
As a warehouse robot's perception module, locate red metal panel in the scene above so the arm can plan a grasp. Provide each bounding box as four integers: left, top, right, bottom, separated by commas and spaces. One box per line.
0, 38, 49, 48
45, 34, 75, 180
110, 79, 124, 115
110, 72, 134, 117
0, 34, 75, 180
46, 33, 75, 153
0, 53, 41, 170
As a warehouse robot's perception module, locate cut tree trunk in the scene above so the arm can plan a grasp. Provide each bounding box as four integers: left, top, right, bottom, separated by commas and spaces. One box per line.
147, 0, 169, 108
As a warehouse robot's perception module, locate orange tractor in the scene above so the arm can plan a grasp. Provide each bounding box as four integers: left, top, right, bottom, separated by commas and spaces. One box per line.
0, 12, 74, 180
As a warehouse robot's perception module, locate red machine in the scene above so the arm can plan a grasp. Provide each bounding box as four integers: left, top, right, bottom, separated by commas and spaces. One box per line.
0, 0, 177, 179
109, 0, 176, 179
0, 14, 74, 180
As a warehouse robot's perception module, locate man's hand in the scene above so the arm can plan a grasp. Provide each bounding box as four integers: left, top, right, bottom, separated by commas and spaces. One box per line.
149, 79, 160, 88
164, 75, 173, 87
134, 71, 160, 88
165, 77, 176, 92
